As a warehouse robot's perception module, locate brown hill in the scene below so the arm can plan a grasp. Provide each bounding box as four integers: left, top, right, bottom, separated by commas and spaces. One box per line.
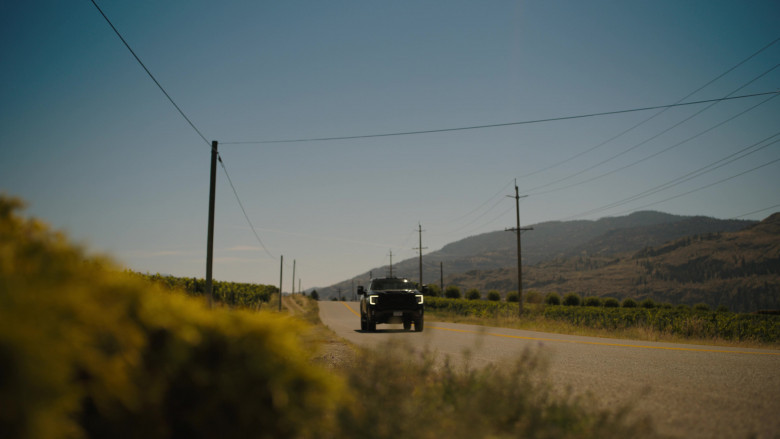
446, 213, 780, 312
317, 211, 755, 300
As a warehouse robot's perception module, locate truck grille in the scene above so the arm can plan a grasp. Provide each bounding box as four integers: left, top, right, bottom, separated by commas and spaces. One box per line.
376, 293, 417, 310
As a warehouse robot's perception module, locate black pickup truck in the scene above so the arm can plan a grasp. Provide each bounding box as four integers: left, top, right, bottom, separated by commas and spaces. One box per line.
357, 277, 424, 332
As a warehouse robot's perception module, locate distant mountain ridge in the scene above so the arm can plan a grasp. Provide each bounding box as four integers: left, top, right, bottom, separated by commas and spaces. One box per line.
318, 211, 758, 301
447, 213, 780, 312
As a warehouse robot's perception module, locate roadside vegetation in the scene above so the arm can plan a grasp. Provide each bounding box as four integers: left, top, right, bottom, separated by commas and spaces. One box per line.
424, 295, 780, 347
0, 195, 660, 439
135, 272, 277, 309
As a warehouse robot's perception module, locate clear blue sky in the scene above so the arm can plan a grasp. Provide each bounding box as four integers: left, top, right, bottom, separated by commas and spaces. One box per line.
2, 1, 778, 289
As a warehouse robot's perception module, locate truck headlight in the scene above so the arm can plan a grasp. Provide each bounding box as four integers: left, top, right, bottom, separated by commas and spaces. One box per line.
415, 294, 424, 305
369, 295, 378, 305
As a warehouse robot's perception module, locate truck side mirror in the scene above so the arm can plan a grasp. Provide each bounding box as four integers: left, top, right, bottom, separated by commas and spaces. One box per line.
357, 286, 365, 295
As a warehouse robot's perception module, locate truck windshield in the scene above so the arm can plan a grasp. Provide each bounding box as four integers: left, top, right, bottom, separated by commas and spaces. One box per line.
370, 278, 414, 291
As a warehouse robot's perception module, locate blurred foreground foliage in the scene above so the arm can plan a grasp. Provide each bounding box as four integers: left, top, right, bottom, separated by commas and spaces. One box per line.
338, 341, 655, 439
0, 196, 339, 438
0, 195, 659, 438
133, 272, 276, 309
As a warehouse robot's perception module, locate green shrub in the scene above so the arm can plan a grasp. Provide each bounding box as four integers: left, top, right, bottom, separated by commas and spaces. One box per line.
603, 297, 620, 308
487, 290, 501, 301
562, 293, 581, 306
423, 284, 441, 297
525, 290, 543, 304
0, 197, 341, 439
466, 289, 482, 300
640, 299, 656, 309
660, 302, 673, 309
676, 304, 691, 311
583, 296, 602, 307
716, 305, 730, 313
693, 303, 711, 312
506, 291, 520, 303
444, 285, 461, 299
545, 292, 561, 306
622, 298, 638, 308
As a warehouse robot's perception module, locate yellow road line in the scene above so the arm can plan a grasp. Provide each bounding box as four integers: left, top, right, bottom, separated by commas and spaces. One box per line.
340, 302, 779, 356
342, 301, 360, 317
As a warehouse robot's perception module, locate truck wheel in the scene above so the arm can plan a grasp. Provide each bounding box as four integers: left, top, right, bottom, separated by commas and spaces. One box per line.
403, 319, 412, 331
361, 316, 367, 331
414, 317, 424, 332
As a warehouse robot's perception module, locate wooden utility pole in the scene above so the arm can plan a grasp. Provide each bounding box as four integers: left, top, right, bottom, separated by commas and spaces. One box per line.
414, 223, 427, 287
205, 140, 218, 308
279, 255, 283, 311
440, 261, 444, 297
505, 181, 532, 315
388, 250, 393, 277
291, 259, 296, 295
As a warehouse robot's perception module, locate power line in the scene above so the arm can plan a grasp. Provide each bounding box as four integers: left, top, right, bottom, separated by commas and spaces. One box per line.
524, 64, 780, 195
430, 179, 514, 235
443, 193, 510, 235
221, 91, 778, 145
516, 36, 780, 181
529, 91, 779, 196
446, 179, 515, 224
733, 204, 780, 219
89, 0, 210, 146
217, 154, 276, 260
609, 157, 780, 217
90, 2, 278, 264
561, 132, 780, 220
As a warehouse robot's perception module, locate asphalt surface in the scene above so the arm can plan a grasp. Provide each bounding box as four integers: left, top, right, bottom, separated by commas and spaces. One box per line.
319, 301, 780, 439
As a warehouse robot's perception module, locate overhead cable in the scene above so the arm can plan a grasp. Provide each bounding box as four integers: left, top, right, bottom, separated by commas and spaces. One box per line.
528, 91, 779, 196
561, 133, 780, 220
89, 0, 210, 146
221, 91, 778, 145
524, 63, 779, 194
90, 1, 280, 262
217, 154, 276, 259
609, 157, 780, 218
516, 36, 780, 181
733, 204, 780, 219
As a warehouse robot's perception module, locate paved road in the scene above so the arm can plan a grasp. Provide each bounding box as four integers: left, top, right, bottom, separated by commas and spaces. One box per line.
320, 301, 780, 439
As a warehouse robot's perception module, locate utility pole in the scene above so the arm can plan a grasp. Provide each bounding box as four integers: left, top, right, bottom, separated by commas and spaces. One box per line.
505, 181, 532, 315
388, 250, 393, 277
279, 255, 283, 312
291, 259, 296, 295
205, 140, 218, 308
413, 223, 427, 287
298, 278, 301, 296
440, 261, 444, 297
